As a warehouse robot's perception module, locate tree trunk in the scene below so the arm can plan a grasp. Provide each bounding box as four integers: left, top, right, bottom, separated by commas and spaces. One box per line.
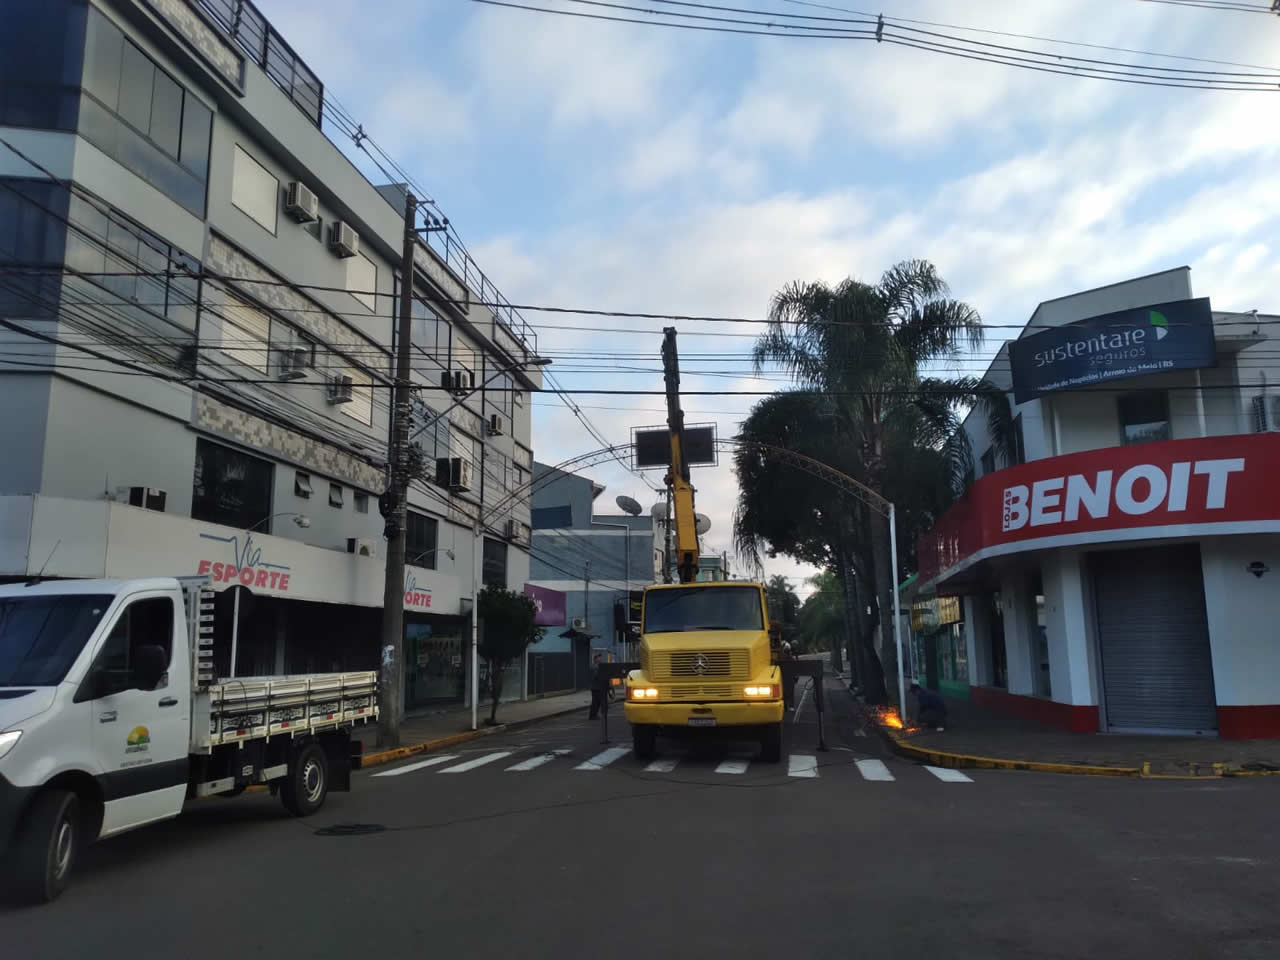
846, 547, 887, 703
488, 662, 504, 724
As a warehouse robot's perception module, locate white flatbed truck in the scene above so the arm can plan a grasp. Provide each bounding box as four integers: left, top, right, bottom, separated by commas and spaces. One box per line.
0, 576, 378, 903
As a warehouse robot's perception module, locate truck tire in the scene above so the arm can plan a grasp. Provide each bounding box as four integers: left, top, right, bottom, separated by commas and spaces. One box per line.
632, 725, 657, 761
281, 743, 329, 817
760, 723, 782, 763
11, 789, 80, 904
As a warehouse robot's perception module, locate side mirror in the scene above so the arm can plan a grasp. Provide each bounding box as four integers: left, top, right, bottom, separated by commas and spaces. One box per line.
133, 645, 167, 691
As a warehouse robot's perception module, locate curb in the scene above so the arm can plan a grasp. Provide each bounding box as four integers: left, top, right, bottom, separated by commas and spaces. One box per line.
358, 701, 588, 769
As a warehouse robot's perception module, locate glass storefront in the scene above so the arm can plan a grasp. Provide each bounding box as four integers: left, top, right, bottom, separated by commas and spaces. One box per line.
404, 616, 466, 708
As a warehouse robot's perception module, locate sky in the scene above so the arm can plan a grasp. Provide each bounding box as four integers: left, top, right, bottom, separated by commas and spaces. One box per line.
266, 0, 1280, 599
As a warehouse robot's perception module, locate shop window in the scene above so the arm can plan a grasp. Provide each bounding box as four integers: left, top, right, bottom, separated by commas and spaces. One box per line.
329, 483, 343, 508
192, 438, 274, 532
406, 510, 438, 569
482, 537, 508, 589
294, 471, 313, 498
1118, 391, 1170, 445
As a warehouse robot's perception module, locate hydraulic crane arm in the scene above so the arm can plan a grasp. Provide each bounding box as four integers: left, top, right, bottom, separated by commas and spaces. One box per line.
661, 327, 700, 583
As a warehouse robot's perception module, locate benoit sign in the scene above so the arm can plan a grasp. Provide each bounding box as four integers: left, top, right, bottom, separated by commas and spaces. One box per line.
1008, 298, 1216, 403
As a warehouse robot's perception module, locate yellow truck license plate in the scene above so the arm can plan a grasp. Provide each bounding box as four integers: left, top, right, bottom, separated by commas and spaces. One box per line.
687, 718, 716, 727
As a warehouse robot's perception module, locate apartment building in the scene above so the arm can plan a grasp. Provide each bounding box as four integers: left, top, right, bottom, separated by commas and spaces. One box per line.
0, 0, 541, 708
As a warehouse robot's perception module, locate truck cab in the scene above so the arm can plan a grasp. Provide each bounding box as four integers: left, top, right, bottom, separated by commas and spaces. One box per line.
624, 581, 784, 761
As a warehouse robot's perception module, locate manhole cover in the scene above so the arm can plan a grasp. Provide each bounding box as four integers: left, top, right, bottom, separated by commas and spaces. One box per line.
314, 823, 387, 837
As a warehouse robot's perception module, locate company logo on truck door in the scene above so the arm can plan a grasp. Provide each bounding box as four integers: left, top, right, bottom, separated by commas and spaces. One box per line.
125, 726, 150, 753
1002, 457, 1244, 532
196, 533, 291, 591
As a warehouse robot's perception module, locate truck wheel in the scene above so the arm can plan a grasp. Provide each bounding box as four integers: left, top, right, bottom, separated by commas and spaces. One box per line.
632, 725, 657, 761
11, 789, 80, 904
281, 743, 329, 817
760, 723, 782, 763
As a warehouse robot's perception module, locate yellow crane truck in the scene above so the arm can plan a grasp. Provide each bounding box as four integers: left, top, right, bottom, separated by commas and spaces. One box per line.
623, 329, 784, 762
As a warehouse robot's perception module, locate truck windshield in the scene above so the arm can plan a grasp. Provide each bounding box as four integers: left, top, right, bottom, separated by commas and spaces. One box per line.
0, 594, 113, 686
643, 586, 764, 633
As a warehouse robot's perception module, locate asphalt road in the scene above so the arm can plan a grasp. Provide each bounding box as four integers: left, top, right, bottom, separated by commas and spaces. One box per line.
5, 683, 1279, 960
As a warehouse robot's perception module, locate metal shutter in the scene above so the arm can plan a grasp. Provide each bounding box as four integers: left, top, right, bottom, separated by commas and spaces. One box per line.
1092, 545, 1217, 733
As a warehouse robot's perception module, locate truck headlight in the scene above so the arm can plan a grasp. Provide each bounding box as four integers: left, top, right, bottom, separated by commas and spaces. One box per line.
629, 687, 658, 700
0, 730, 21, 760
744, 685, 776, 698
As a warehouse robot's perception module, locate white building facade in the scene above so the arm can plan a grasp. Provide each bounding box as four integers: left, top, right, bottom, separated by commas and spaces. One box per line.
916, 268, 1280, 738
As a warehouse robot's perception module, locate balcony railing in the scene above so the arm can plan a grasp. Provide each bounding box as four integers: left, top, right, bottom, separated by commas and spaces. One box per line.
192, 0, 323, 127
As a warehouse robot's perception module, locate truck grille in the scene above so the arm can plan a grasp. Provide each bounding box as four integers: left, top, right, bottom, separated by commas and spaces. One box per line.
666, 684, 735, 700
648, 649, 749, 681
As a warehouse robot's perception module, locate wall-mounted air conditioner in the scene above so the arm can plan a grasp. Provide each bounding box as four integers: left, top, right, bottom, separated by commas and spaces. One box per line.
347, 537, 376, 558
284, 181, 319, 223
328, 220, 359, 258
435, 457, 473, 493
487, 413, 506, 437
327, 375, 354, 404
571, 617, 588, 632
503, 518, 517, 539
277, 346, 309, 381
115, 486, 167, 512
440, 369, 474, 399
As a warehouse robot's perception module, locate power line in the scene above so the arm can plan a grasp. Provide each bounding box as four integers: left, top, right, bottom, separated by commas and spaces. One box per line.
1135, 0, 1277, 14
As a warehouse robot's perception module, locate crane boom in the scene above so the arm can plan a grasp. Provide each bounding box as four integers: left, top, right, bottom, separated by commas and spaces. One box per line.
661, 327, 699, 583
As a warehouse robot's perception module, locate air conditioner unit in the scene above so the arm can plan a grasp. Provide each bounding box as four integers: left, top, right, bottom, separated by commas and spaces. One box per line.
327, 375, 354, 404
503, 518, 517, 539
284, 181, 319, 223
434, 456, 473, 492
440, 369, 474, 399
347, 537, 376, 558
571, 617, 588, 632
328, 220, 359, 258
115, 486, 167, 512
487, 413, 506, 437
277, 346, 309, 381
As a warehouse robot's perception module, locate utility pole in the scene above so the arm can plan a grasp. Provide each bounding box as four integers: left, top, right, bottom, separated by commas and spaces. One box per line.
377, 190, 417, 748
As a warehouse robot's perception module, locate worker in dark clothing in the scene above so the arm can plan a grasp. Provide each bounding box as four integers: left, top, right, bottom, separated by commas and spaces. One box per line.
910, 682, 947, 731
588, 653, 605, 720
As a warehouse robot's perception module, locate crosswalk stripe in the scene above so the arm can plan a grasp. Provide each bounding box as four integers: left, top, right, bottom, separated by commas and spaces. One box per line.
644, 758, 679, 773
855, 758, 895, 781
506, 752, 564, 772
715, 759, 750, 775
925, 765, 973, 782
438, 751, 512, 773
788, 754, 818, 778
372, 754, 459, 777
575, 747, 629, 770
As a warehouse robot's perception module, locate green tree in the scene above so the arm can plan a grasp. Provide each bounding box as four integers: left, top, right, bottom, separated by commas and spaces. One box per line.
794, 570, 843, 655
478, 585, 544, 725
742, 260, 1011, 704
765, 574, 801, 650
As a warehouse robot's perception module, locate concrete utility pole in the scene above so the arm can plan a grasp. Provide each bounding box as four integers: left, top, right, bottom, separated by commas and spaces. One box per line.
377, 190, 417, 748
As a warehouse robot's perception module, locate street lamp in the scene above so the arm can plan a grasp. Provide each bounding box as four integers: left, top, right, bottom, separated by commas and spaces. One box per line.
229, 513, 310, 678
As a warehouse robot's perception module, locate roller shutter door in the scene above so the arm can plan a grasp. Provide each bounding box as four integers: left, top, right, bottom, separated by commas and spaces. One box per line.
1092, 544, 1217, 734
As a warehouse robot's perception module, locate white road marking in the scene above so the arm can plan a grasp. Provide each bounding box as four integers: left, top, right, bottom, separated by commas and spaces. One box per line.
715, 759, 750, 775
788, 754, 819, 778
855, 759, 895, 781
505, 751, 566, 771
372, 755, 459, 777
575, 747, 629, 770
924, 765, 973, 782
645, 758, 679, 773
438, 751, 513, 773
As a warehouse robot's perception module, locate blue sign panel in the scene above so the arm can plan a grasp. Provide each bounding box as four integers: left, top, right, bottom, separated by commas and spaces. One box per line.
1008, 298, 1215, 404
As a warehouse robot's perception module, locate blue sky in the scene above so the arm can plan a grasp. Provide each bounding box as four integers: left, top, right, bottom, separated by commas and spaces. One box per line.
270, 0, 1280, 594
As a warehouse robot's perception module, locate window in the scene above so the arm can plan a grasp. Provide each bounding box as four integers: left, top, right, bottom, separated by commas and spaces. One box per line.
354, 492, 369, 514
980, 447, 995, 476
453, 337, 476, 380
1012, 413, 1026, 466
406, 511, 439, 568
642, 586, 764, 633
221, 296, 271, 373
0, 594, 112, 687
0, 180, 68, 321
231, 145, 279, 234
513, 387, 524, 408
340, 365, 374, 425
515, 463, 529, 495
482, 537, 508, 588
329, 483, 344, 508
192, 438, 274, 531
86, 597, 174, 698
1118, 391, 1171, 445
78, 8, 211, 216
347, 253, 376, 311
0, 0, 85, 133
294, 471, 313, 498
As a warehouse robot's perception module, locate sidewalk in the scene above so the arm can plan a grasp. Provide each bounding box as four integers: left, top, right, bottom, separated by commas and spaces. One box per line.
869, 690, 1280, 777
354, 690, 593, 767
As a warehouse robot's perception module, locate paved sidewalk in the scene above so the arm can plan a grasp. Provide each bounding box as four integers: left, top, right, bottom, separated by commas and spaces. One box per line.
879, 691, 1280, 775
354, 690, 593, 762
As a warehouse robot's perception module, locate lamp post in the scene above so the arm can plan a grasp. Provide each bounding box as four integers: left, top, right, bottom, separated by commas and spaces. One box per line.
229, 513, 309, 679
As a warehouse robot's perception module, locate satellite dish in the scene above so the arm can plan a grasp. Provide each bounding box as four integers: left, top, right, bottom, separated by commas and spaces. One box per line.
695, 513, 711, 535
650, 502, 667, 520
616, 495, 643, 516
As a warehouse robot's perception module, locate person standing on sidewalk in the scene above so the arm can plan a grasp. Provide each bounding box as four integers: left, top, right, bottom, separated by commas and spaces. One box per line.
588, 653, 605, 720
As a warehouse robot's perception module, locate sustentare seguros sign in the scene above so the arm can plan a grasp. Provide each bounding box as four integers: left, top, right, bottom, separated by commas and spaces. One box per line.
1008, 297, 1216, 404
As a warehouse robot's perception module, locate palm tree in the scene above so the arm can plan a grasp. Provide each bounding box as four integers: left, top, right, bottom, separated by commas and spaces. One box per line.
749, 260, 1011, 703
